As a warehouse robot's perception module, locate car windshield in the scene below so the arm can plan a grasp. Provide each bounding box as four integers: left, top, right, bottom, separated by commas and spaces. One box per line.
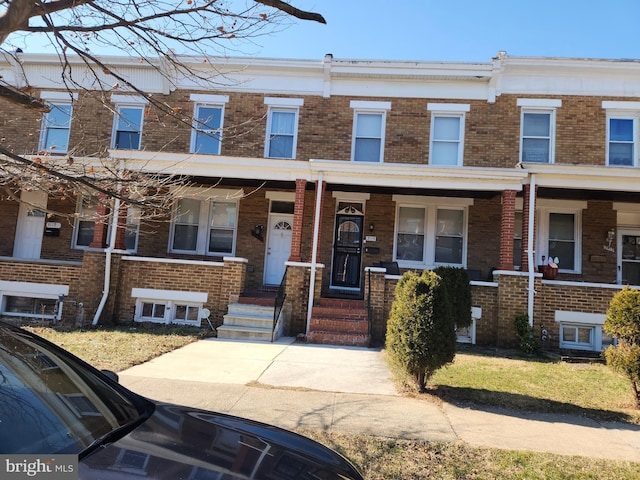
0, 325, 148, 454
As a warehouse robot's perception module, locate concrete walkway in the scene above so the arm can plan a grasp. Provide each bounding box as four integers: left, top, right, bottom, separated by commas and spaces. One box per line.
119, 337, 640, 462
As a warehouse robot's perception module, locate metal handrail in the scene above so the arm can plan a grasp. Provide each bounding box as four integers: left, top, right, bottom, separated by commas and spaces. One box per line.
272, 266, 288, 342
366, 268, 373, 341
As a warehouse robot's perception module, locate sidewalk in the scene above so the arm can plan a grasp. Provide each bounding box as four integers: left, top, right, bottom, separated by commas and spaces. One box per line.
119, 337, 640, 462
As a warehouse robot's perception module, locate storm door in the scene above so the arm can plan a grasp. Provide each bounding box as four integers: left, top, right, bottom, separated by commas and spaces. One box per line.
619, 229, 640, 285
330, 203, 364, 290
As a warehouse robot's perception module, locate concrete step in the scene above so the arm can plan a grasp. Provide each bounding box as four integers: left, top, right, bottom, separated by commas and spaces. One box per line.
216, 324, 274, 341
227, 303, 275, 320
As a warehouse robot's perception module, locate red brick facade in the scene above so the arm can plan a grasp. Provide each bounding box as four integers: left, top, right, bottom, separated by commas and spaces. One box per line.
1, 53, 640, 352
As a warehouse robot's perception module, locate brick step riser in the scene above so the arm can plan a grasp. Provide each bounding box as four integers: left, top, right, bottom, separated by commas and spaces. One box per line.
310, 318, 369, 334
311, 307, 368, 318
306, 332, 370, 347
317, 298, 365, 307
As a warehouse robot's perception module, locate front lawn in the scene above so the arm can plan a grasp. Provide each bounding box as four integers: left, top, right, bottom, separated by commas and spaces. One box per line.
425, 346, 640, 424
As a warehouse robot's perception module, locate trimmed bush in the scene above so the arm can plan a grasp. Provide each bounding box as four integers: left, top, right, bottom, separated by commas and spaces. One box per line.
385, 270, 456, 392
604, 286, 640, 408
433, 266, 472, 329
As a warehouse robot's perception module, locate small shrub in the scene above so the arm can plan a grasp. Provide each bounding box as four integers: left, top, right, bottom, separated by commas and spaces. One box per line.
514, 313, 538, 354
432, 266, 472, 329
386, 270, 456, 392
604, 286, 640, 408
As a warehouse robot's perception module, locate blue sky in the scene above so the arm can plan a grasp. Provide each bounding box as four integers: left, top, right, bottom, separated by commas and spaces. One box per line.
8, 1, 640, 63
245, 0, 640, 62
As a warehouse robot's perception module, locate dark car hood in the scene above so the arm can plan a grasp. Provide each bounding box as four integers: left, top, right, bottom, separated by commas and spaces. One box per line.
79, 402, 362, 479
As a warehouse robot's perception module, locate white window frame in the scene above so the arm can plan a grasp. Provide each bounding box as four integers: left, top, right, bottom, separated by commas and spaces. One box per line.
0, 281, 68, 322
602, 102, 640, 167
168, 189, 241, 256
427, 103, 469, 166
536, 200, 585, 274
554, 311, 610, 352
190, 94, 229, 155
350, 100, 391, 163
392, 195, 472, 269
111, 95, 148, 150
39, 92, 77, 154
264, 97, 303, 159
132, 288, 207, 326
72, 195, 103, 250
518, 99, 561, 164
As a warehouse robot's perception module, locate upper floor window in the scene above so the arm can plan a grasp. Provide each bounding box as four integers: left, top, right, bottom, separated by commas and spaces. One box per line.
111, 95, 148, 150
350, 100, 391, 163
264, 97, 303, 159
190, 94, 229, 155
517, 99, 561, 164
607, 117, 635, 166
39, 92, 77, 154
169, 189, 241, 256
602, 102, 640, 167
393, 195, 472, 268
428, 104, 470, 166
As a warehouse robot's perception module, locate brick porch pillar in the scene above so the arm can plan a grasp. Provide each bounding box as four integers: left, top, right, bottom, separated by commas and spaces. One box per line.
521, 183, 538, 272
312, 180, 326, 263
289, 179, 306, 262
114, 201, 128, 250
498, 189, 516, 270
89, 195, 110, 248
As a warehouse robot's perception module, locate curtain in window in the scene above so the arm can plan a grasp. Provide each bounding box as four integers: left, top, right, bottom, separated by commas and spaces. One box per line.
522, 112, 550, 163
431, 116, 460, 165
268, 111, 295, 158
208, 202, 236, 254
354, 113, 382, 162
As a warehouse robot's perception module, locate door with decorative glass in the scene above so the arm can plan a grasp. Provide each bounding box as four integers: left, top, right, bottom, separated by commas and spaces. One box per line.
264, 215, 293, 285
331, 203, 364, 290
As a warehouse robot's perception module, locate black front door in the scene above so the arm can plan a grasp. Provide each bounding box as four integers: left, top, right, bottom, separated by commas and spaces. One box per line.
331, 214, 363, 289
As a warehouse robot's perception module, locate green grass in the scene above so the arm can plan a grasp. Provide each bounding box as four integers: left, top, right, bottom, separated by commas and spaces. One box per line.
404, 345, 640, 424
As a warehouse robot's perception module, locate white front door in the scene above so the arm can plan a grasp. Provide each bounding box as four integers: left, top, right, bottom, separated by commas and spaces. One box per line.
13, 190, 48, 259
264, 214, 293, 285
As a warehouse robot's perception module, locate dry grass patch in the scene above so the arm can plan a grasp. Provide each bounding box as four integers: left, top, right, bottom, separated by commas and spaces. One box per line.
300, 430, 640, 480
25, 325, 206, 371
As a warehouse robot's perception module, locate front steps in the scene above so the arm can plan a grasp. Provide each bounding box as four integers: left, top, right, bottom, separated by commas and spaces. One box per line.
217, 300, 282, 342
306, 298, 371, 347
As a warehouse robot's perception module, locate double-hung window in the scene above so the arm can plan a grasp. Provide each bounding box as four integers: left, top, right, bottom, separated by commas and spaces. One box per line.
74, 196, 100, 248
537, 200, 585, 273
518, 99, 561, 164
169, 189, 240, 256
264, 97, 303, 159
190, 94, 228, 155
427, 103, 469, 166
39, 92, 78, 154
393, 196, 472, 268
111, 95, 148, 150
350, 101, 391, 162
603, 102, 640, 166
